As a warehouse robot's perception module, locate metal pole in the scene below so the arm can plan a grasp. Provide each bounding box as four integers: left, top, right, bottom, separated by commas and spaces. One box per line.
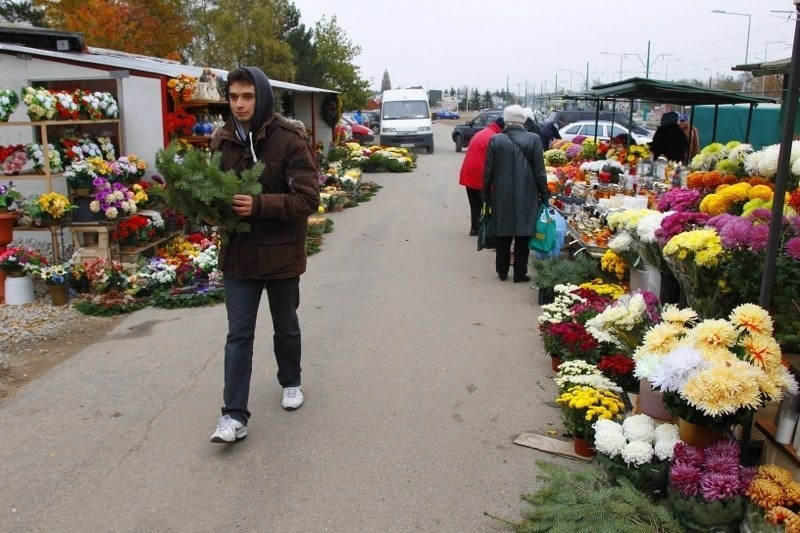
645, 40, 651, 78
586, 62, 589, 91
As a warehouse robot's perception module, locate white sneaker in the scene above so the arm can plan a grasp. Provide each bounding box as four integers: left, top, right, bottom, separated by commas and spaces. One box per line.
282, 386, 304, 410
210, 414, 247, 443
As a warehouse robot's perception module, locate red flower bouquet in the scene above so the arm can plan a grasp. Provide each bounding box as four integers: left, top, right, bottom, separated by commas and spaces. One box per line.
542, 321, 601, 363
112, 214, 151, 247
165, 109, 197, 137
598, 354, 638, 392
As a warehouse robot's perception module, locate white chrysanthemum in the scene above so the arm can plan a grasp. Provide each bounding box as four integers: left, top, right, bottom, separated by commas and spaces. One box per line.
633, 352, 661, 380
744, 150, 763, 176
558, 374, 623, 392
593, 428, 627, 459
757, 145, 780, 178
791, 157, 800, 179
621, 440, 654, 466
636, 211, 669, 243
649, 345, 708, 392
594, 418, 624, 435
653, 423, 680, 443
654, 438, 680, 461
727, 143, 753, 162
622, 414, 656, 444
609, 231, 634, 253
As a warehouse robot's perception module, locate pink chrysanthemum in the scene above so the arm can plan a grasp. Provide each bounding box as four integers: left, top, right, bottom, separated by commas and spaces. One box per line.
699, 472, 741, 501
785, 236, 800, 261
673, 442, 705, 464
670, 462, 701, 498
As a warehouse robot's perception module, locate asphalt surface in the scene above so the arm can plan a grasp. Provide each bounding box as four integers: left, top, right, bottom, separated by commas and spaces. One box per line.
0, 122, 570, 532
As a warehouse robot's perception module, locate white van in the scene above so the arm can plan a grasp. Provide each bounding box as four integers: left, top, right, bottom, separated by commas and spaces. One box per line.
379, 89, 434, 153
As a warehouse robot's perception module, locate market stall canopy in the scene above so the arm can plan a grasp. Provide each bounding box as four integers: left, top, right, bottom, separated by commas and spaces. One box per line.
733, 58, 791, 78
568, 77, 776, 105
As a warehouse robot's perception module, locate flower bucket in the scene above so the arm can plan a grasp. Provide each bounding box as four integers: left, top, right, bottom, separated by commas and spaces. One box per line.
678, 418, 726, 448
573, 436, 596, 458
550, 354, 562, 372
48, 284, 70, 306
637, 378, 673, 421
5, 274, 34, 305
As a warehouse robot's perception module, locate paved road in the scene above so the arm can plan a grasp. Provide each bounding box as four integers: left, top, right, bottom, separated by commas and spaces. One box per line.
0, 123, 568, 532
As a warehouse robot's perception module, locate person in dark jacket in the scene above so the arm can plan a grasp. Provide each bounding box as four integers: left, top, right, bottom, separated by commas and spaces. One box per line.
459, 116, 504, 236
650, 111, 689, 162
483, 105, 550, 283
208, 66, 320, 443
537, 116, 564, 148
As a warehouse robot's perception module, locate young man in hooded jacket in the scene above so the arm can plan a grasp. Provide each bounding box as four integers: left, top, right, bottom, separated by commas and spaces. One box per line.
209, 66, 320, 443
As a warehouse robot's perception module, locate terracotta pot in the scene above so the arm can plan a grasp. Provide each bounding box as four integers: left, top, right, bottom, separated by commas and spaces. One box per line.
48, 284, 70, 306
678, 418, 726, 448
550, 355, 563, 372
573, 435, 596, 458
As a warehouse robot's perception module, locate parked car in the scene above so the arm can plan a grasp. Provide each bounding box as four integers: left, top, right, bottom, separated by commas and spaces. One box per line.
558, 120, 653, 145
362, 110, 380, 133
341, 115, 375, 144
451, 109, 503, 152
434, 109, 460, 120
546, 109, 652, 137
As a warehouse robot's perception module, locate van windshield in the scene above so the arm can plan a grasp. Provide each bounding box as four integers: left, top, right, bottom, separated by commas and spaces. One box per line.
383, 101, 429, 120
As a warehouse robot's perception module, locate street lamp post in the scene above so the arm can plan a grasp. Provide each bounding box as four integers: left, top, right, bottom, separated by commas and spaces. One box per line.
711, 8, 752, 90
761, 40, 787, 94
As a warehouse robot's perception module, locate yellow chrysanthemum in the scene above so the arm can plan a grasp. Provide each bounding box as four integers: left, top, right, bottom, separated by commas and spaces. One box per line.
681, 361, 762, 416
741, 334, 782, 371
749, 184, 774, 201
639, 322, 685, 354
687, 319, 738, 349
660, 304, 698, 326
730, 303, 774, 336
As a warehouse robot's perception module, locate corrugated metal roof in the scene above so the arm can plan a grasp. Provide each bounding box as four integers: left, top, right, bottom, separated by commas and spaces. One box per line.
0, 42, 337, 94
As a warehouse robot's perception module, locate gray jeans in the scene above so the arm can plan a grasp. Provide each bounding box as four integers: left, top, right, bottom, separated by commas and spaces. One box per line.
221, 275, 302, 425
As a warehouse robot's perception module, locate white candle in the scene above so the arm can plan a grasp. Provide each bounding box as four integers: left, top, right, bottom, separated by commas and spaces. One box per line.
776, 410, 798, 444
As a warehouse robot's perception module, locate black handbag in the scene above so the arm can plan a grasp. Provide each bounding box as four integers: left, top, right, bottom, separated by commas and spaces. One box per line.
477, 202, 495, 251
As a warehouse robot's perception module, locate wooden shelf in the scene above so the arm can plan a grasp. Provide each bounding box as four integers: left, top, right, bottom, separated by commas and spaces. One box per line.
755, 419, 800, 469
173, 100, 227, 108
3, 119, 120, 127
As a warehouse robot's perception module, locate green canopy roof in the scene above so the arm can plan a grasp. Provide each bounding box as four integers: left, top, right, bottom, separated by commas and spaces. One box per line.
567, 77, 776, 105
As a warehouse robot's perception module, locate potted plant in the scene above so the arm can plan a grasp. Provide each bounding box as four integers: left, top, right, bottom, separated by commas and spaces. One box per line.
530, 255, 601, 305
0, 181, 22, 213
90, 176, 137, 220
555, 385, 625, 457
36, 192, 77, 226
743, 464, 800, 531
34, 262, 72, 306
64, 160, 98, 194
0, 89, 20, 121
592, 414, 681, 499
21, 86, 57, 121
26, 143, 63, 173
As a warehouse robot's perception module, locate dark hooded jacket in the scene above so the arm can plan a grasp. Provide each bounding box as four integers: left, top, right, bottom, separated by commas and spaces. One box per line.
210, 67, 320, 280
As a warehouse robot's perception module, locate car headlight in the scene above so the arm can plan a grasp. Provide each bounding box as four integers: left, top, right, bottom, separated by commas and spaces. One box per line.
418, 126, 432, 133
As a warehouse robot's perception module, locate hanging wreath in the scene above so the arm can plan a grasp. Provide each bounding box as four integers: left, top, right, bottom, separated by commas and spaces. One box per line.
320, 93, 342, 128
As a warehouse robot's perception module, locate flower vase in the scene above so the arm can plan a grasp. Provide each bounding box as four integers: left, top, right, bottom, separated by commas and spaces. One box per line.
573, 435, 596, 458
47, 284, 70, 306
0, 211, 20, 303
637, 378, 673, 421
5, 274, 35, 305
677, 418, 726, 447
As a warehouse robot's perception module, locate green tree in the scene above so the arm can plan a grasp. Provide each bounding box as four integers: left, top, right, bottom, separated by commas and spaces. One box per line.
381, 70, 392, 91
481, 90, 493, 109
313, 15, 369, 110
0, 0, 46, 25
469, 87, 481, 110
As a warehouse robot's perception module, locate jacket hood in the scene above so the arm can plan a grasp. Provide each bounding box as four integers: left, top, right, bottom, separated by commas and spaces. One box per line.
243, 66, 274, 135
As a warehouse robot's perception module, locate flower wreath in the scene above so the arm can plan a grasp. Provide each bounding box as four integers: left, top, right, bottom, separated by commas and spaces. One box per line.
320, 93, 342, 129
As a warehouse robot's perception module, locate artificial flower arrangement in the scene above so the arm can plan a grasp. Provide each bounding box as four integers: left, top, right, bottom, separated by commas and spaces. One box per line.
668, 440, 755, 531
0, 246, 48, 275
34, 261, 72, 285
37, 192, 76, 220
167, 74, 198, 102
0, 180, 22, 210
165, 109, 197, 137
110, 155, 147, 184
593, 414, 681, 499
53, 90, 79, 120
63, 160, 98, 191
634, 303, 798, 428
1, 149, 27, 175
21, 86, 57, 120
112, 214, 153, 247
555, 385, 626, 440
79, 91, 118, 119
26, 143, 63, 173
744, 464, 800, 531
96, 136, 116, 161
129, 183, 149, 207
90, 176, 137, 220
0, 89, 19, 121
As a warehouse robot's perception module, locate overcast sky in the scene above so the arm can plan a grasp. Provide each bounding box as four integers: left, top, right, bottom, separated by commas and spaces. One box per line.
295, 0, 796, 95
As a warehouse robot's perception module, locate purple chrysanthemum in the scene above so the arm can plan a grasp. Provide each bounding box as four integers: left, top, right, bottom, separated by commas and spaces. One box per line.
707, 213, 738, 232
565, 144, 582, 159
785, 236, 800, 261
787, 215, 800, 234
657, 188, 701, 212
670, 461, 701, 498
703, 453, 740, 475
699, 472, 741, 501
748, 207, 773, 224
747, 224, 771, 252
718, 217, 752, 250
705, 439, 740, 458
655, 212, 711, 245
672, 442, 705, 464
640, 290, 662, 322
739, 466, 758, 491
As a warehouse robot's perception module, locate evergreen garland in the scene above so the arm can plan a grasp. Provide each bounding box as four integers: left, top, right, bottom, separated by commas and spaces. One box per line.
320, 93, 342, 128
503, 461, 681, 533
153, 142, 264, 242
152, 286, 225, 309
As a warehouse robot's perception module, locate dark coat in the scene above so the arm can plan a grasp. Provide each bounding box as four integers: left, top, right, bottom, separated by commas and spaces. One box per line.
650, 122, 689, 162
538, 120, 562, 148
483, 126, 549, 237
210, 69, 319, 280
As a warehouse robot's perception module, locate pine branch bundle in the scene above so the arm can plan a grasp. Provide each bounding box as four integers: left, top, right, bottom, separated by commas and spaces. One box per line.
154, 143, 263, 240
